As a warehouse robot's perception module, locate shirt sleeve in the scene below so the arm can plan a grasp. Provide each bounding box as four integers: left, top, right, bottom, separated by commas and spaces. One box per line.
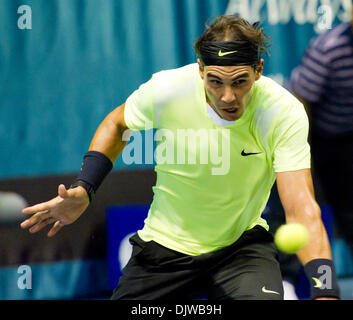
271, 102, 311, 173
288, 37, 330, 103
124, 76, 155, 130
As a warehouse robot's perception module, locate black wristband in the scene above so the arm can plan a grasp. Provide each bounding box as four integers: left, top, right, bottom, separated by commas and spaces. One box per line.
304, 259, 340, 299
74, 151, 113, 197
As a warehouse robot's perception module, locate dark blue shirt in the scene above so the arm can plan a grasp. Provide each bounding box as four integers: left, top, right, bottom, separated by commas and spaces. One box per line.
289, 22, 353, 137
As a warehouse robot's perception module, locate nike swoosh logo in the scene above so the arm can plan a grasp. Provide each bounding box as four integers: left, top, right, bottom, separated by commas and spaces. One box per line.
218, 50, 237, 57
262, 286, 280, 295
241, 149, 262, 156
312, 277, 323, 288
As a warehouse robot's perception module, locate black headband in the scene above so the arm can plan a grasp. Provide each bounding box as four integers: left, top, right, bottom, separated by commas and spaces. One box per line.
199, 41, 259, 66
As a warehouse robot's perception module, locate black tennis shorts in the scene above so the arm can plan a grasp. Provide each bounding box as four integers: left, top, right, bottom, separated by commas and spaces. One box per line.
111, 225, 284, 300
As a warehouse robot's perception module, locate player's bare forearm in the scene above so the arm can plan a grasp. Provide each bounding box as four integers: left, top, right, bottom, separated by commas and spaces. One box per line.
88, 103, 128, 163
276, 169, 332, 266
284, 202, 331, 265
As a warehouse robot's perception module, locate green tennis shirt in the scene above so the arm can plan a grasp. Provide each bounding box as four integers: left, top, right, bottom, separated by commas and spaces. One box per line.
124, 63, 310, 255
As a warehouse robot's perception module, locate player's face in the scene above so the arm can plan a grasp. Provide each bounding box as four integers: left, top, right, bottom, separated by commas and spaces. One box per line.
198, 59, 263, 121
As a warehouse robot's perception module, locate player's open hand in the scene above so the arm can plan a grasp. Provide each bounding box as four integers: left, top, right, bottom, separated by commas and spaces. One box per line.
20, 184, 90, 237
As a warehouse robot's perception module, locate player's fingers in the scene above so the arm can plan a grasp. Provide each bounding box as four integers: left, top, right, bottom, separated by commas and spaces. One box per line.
47, 220, 64, 238
22, 185, 68, 215
22, 201, 52, 215
29, 217, 56, 233
58, 184, 69, 199
20, 210, 50, 229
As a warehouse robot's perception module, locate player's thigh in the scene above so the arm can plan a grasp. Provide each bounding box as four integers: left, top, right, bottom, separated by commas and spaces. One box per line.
207, 241, 284, 300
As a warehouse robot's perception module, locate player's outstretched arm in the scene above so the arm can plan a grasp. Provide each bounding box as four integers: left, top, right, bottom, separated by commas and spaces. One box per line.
276, 169, 331, 264
276, 169, 340, 300
21, 103, 128, 236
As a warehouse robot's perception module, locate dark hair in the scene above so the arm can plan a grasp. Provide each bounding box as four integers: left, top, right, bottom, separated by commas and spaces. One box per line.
194, 15, 271, 60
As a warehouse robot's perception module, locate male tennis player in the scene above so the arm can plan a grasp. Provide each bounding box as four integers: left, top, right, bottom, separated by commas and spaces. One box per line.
21, 15, 340, 300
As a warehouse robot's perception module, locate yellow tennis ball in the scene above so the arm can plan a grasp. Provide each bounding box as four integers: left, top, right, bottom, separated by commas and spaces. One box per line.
274, 223, 309, 254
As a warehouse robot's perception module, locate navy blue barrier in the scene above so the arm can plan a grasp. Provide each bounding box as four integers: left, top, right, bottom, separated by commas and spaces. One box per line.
106, 205, 149, 291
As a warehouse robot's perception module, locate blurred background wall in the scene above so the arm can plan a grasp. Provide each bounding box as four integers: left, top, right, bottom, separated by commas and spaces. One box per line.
0, 0, 352, 299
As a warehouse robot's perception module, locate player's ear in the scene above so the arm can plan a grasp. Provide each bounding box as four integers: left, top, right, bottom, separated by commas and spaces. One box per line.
254, 59, 264, 80
197, 59, 205, 80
